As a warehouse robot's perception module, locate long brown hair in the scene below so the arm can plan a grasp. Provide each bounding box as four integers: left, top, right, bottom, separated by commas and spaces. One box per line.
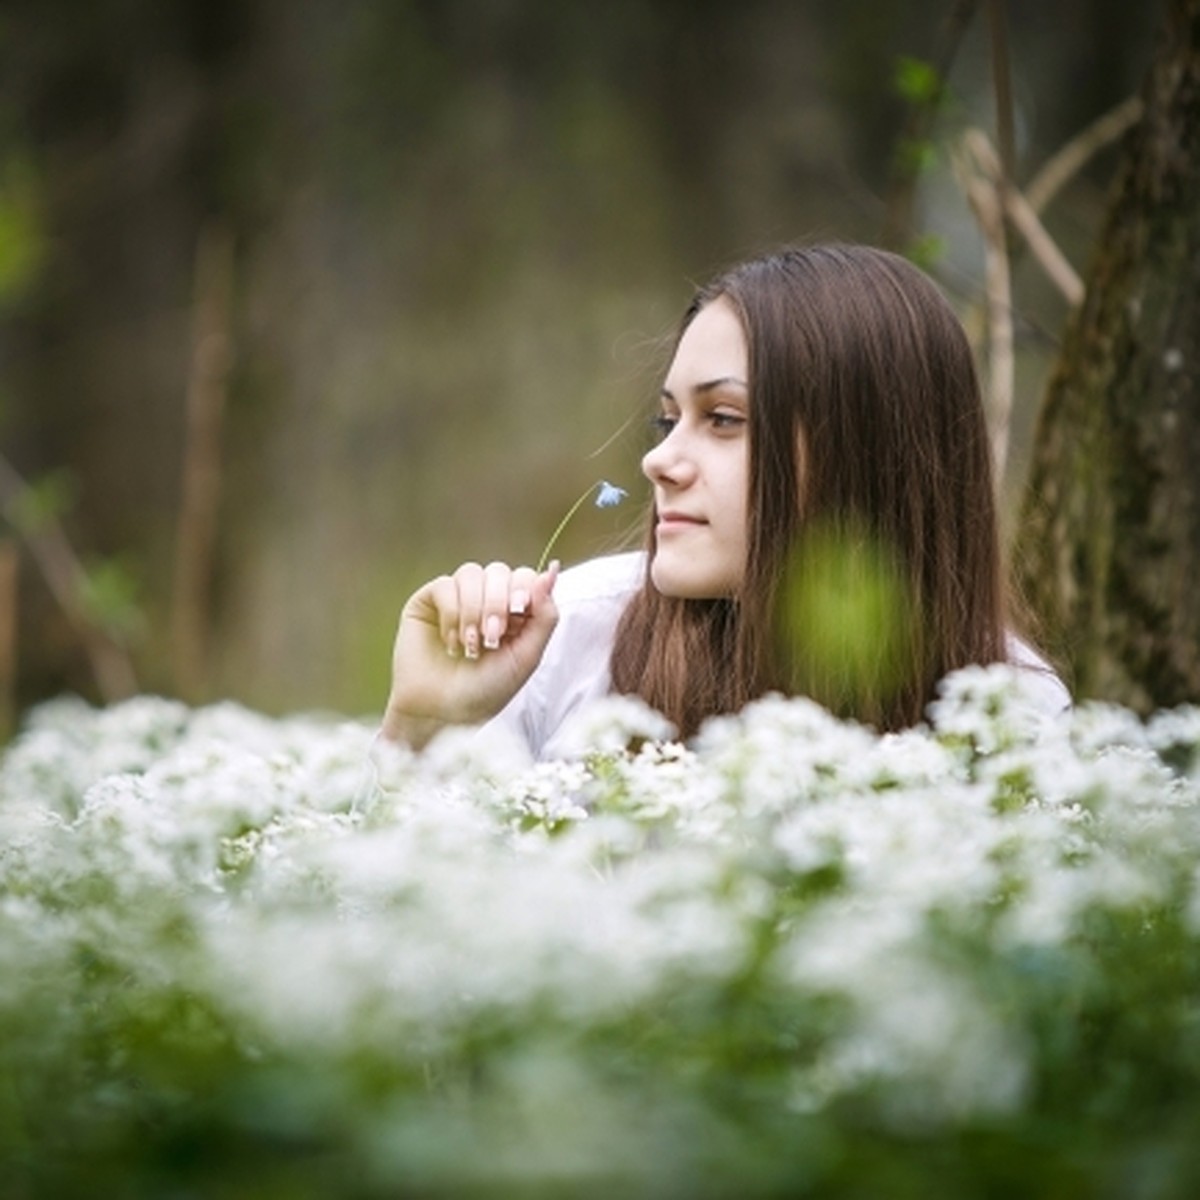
610, 244, 1009, 735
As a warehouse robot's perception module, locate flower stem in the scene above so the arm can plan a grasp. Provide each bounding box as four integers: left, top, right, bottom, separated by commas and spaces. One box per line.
536, 484, 598, 573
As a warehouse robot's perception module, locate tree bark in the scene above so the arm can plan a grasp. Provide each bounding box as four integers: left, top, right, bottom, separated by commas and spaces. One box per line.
1015, 0, 1200, 713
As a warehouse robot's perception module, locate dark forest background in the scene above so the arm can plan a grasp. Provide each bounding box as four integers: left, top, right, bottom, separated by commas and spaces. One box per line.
0, 0, 1159, 723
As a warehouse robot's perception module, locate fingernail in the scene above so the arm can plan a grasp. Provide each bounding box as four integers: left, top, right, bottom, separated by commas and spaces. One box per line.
509, 590, 529, 615
464, 626, 480, 659
483, 615, 502, 650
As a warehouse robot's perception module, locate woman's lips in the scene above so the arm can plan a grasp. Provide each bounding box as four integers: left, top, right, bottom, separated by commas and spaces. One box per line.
656, 511, 706, 532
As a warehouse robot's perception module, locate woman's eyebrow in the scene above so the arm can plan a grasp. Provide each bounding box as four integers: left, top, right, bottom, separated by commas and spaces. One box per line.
660, 376, 750, 401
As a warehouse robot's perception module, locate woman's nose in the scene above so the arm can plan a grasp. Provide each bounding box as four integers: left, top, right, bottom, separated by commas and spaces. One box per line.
642, 427, 693, 486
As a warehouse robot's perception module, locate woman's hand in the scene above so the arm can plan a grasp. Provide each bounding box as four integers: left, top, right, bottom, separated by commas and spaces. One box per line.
381, 560, 560, 749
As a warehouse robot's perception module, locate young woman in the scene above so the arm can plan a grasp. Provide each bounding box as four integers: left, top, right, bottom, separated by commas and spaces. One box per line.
382, 244, 1068, 757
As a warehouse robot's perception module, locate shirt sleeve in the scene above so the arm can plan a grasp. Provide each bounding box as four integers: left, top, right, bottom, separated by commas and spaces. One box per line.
1005, 634, 1072, 715
481, 552, 644, 759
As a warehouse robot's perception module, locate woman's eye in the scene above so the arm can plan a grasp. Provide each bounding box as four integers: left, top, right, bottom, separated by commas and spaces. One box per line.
650, 414, 677, 438
709, 411, 746, 430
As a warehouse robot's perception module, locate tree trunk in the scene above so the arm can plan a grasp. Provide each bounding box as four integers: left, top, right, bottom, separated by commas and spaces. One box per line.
1015, 0, 1200, 713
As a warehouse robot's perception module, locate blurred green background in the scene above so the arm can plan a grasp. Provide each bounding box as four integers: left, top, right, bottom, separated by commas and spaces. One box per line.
0, 0, 1156, 723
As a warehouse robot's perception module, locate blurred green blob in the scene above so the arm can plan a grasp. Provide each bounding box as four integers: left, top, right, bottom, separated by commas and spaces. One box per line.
5, 470, 76, 535
893, 56, 942, 105
895, 136, 939, 177
780, 523, 915, 715
905, 233, 948, 272
79, 557, 144, 642
0, 157, 46, 304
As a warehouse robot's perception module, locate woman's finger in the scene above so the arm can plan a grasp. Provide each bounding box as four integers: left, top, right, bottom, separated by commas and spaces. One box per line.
483, 561, 523, 649
422, 574, 462, 658
499, 560, 560, 677
451, 561, 486, 659
420, 561, 553, 660
507, 565, 539, 617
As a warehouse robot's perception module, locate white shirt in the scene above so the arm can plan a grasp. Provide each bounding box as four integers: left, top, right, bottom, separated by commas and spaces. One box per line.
484, 553, 644, 759
484, 551, 1071, 760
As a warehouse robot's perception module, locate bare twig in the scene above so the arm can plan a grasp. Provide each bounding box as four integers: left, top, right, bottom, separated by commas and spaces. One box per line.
0, 455, 138, 702
966, 131, 1085, 305
171, 222, 234, 701
954, 137, 1014, 482
1003, 186, 1086, 305
946, 95, 1142, 487
1025, 95, 1144, 215
0, 539, 16, 740
987, 0, 1017, 182
976, 188, 1014, 481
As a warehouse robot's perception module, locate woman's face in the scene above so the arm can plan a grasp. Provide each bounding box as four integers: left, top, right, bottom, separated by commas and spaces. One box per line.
642, 296, 750, 599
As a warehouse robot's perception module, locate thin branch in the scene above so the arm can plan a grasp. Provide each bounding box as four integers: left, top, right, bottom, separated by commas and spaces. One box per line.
1025, 95, 1144, 215
966, 130, 1085, 305
0, 455, 138, 702
946, 96, 1142, 490
0, 539, 15, 740
881, 0, 980, 248
977, 185, 1014, 482
987, 0, 1017, 181
1004, 190, 1085, 306
954, 137, 1014, 483
171, 222, 234, 701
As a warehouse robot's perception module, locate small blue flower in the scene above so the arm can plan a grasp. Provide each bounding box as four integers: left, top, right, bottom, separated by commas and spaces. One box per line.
595, 481, 628, 509
537, 479, 629, 570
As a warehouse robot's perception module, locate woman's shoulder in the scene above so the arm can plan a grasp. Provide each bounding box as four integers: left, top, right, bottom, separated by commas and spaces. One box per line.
554, 550, 646, 607
1005, 633, 1072, 715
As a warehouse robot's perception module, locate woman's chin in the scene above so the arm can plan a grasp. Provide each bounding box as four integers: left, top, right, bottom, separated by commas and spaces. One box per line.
650, 560, 683, 598
650, 560, 725, 600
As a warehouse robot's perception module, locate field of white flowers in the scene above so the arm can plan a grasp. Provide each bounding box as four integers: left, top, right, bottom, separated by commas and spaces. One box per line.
3, 667, 1200, 1197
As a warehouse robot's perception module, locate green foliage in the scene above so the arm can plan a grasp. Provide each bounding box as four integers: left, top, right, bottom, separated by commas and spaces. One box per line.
2, 469, 76, 536
894, 135, 940, 177
780, 523, 914, 712
77, 556, 143, 642
4, 681, 1199, 1195
0, 156, 45, 306
893, 56, 943, 106
904, 232, 947, 271
889, 55, 953, 184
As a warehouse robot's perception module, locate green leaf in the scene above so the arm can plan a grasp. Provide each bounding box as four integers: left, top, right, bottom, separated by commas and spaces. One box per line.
905, 234, 947, 271
5, 470, 76, 535
894, 136, 939, 177
0, 157, 46, 304
894, 56, 942, 106
779, 521, 915, 713
78, 557, 144, 641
